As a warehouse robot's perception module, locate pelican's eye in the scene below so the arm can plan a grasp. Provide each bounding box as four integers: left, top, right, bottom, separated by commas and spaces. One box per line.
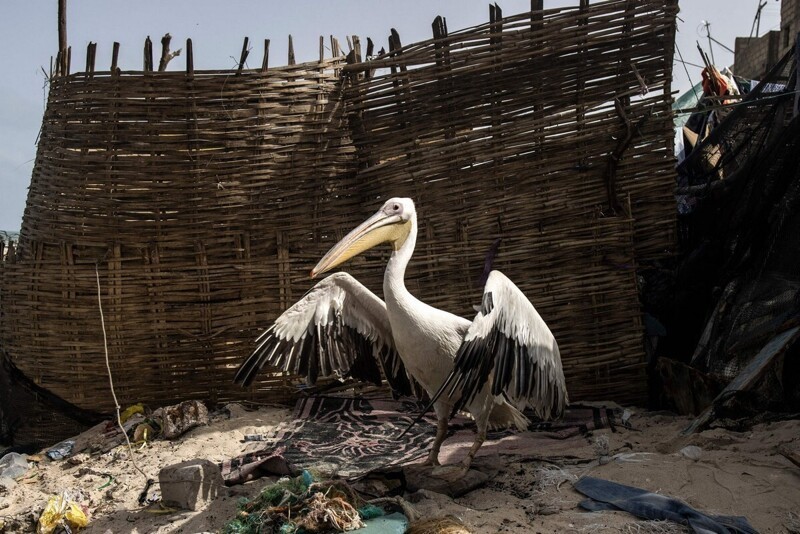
392, 203, 400, 212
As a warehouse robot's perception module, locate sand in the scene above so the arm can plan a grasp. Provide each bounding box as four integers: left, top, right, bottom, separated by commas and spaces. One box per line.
1, 404, 798, 533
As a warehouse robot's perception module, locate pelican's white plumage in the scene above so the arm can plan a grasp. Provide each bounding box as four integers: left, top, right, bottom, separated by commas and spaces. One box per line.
235, 197, 568, 469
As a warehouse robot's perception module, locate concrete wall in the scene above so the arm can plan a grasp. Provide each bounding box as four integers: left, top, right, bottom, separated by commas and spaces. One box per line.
734, 31, 780, 79
781, 0, 800, 53
733, 0, 800, 79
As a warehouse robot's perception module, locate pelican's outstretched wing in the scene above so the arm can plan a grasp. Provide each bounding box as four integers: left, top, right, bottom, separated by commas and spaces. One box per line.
234, 272, 419, 397
433, 270, 568, 420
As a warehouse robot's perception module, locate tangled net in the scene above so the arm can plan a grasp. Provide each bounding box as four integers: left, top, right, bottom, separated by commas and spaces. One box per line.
223, 471, 385, 534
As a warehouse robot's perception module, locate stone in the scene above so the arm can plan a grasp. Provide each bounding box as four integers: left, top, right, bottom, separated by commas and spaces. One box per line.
404, 464, 491, 498
159, 459, 223, 511
680, 445, 703, 461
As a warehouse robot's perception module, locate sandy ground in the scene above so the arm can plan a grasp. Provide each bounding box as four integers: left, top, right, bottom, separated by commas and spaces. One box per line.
1, 404, 799, 534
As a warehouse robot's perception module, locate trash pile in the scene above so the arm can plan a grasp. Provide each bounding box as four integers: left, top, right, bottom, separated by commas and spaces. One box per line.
43, 399, 209, 463
0, 399, 213, 533
223, 470, 405, 534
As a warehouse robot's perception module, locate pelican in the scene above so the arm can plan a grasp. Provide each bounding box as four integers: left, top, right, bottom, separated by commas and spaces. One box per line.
235, 197, 567, 470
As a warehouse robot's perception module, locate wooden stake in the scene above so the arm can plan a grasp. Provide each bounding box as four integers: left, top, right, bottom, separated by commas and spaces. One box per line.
58, 0, 68, 76
262, 39, 270, 72
144, 36, 153, 72
111, 42, 120, 74
85, 42, 92, 74
238, 36, 250, 73
531, 0, 543, 32
186, 38, 194, 76
330, 35, 340, 57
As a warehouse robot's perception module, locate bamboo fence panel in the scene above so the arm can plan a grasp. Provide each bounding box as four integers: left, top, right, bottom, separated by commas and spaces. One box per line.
0, 0, 676, 445
3, 58, 358, 418
337, 0, 677, 402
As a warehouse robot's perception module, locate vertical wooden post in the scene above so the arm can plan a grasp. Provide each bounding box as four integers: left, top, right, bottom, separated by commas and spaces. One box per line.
490, 3, 503, 41
261, 39, 270, 72
144, 36, 153, 72
353, 35, 362, 63
288, 35, 296, 65
531, 0, 543, 32
576, 0, 588, 174
111, 42, 120, 74
365, 37, 376, 78
319, 35, 325, 63
237, 36, 249, 73
58, 0, 68, 76
531, 1, 544, 151
330, 36, 340, 76
432, 16, 454, 139
276, 230, 291, 309
489, 3, 504, 168
388, 29, 408, 128
330, 35, 339, 57
344, 41, 375, 169
85, 42, 96, 75
620, 0, 635, 108
186, 38, 194, 77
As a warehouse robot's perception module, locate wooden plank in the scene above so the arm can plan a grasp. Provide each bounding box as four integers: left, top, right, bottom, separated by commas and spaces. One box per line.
682, 327, 800, 435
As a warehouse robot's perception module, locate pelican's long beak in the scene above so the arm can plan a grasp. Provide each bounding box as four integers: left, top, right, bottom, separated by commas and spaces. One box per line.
311, 210, 408, 278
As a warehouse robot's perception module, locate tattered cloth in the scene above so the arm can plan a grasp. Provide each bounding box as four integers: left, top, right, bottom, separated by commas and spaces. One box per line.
220, 396, 619, 482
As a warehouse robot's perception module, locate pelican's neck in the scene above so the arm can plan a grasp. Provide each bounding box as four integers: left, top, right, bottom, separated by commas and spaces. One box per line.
384, 214, 417, 302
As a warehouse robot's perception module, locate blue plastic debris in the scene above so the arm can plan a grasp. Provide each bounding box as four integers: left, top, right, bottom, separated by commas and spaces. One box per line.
46, 440, 75, 460
354, 512, 408, 534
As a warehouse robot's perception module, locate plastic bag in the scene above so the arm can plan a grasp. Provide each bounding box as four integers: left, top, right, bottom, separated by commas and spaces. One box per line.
37, 491, 89, 534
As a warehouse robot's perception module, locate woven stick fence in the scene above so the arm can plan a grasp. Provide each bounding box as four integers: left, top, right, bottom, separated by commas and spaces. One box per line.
0, 0, 677, 447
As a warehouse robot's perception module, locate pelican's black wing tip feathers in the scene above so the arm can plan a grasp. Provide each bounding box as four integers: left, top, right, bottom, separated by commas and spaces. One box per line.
425, 270, 568, 421
232, 273, 424, 400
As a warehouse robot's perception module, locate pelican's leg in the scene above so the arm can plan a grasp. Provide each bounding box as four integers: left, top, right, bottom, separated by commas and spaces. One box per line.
423, 402, 450, 466
424, 417, 448, 466
461, 394, 492, 470
461, 423, 487, 470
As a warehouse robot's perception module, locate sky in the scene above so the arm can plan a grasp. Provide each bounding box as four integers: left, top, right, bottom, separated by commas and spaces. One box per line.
0, 1, 782, 231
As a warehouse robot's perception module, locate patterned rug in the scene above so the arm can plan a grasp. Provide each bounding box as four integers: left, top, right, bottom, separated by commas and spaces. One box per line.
227, 396, 621, 481
263, 396, 436, 478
